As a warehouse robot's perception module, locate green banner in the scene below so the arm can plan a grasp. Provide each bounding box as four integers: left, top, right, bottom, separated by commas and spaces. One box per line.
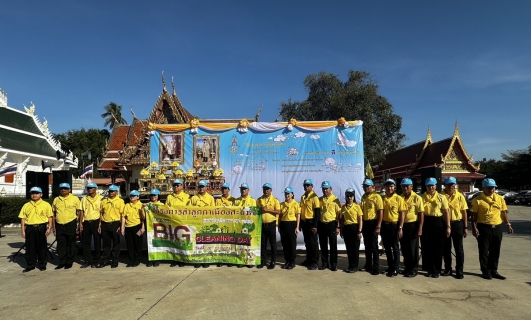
146, 204, 262, 265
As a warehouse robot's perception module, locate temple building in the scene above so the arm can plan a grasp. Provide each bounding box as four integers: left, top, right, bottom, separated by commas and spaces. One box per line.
373, 124, 484, 193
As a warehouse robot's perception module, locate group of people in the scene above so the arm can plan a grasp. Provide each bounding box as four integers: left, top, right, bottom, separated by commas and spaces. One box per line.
18, 176, 513, 280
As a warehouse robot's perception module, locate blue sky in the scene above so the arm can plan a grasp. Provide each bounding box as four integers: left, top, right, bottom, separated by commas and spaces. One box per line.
1, 1, 529, 161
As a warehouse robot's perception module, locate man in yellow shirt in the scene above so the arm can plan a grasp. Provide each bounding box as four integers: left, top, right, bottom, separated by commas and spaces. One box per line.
318, 181, 341, 271
257, 183, 281, 269
52, 182, 81, 270
421, 177, 450, 278
165, 179, 190, 207
400, 178, 424, 278
471, 178, 514, 280
18, 187, 53, 272
78, 182, 102, 268
360, 178, 383, 275
97, 185, 125, 268
234, 183, 256, 268
300, 179, 321, 270
216, 183, 235, 206
442, 176, 468, 279
381, 179, 406, 277
190, 180, 215, 207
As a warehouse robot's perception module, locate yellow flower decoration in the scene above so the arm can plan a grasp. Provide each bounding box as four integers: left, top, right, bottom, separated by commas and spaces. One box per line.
239, 119, 249, 128
190, 119, 200, 128
175, 169, 183, 175
289, 118, 298, 126
150, 161, 158, 168
157, 173, 166, 180
171, 161, 180, 167
337, 117, 346, 127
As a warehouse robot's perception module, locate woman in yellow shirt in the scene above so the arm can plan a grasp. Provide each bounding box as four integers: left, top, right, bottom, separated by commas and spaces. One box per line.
279, 187, 301, 270
339, 188, 363, 273
121, 190, 145, 267
146, 189, 163, 267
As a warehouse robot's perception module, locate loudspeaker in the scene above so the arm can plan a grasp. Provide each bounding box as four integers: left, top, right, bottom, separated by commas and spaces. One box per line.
421, 167, 442, 193
80, 151, 92, 160
56, 150, 69, 160
41, 160, 54, 172
52, 170, 72, 198
26, 171, 50, 199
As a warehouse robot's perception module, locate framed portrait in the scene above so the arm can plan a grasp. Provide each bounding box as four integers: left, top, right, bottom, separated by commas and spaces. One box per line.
193, 135, 220, 167
159, 133, 184, 164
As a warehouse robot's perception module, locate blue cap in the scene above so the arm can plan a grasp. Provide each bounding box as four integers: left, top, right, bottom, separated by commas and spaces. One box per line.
59, 182, 70, 189
86, 182, 97, 188
129, 190, 140, 196
221, 183, 230, 189
400, 178, 413, 186
30, 186, 42, 193
345, 188, 355, 195
444, 177, 457, 185
482, 178, 497, 187
425, 177, 437, 186
173, 179, 183, 185
321, 181, 332, 189
150, 189, 160, 195
262, 183, 272, 189
384, 179, 396, 185
362, 179, 374, 186
303, 179, 313, 186
240, 183, 249, 189
108, 185, 119, 191
198, 180, 207, 187
284, 187, 294, 194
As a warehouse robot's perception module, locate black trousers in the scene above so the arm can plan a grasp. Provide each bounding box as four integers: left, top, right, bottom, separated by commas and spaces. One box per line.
279, 221, 297, 263
261, 222, 277, 264
362, 219, 379, 271
343, 224, 361, 269
443, 220, 465, 273
24, 224, 48, 269
381, 222, 400, 272
301, 219, 319, 264
56, 219, 77, 265
82, 219, 101, 264
318, 221, 338, 267
400, 221, 420, 273
101, 221, 121, 263
476, 223, 503, 273
125, 224, 143, 264
421, 216, 445, 274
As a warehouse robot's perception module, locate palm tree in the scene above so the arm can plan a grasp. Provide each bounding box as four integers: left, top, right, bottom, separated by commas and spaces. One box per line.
101, 102, 127, 130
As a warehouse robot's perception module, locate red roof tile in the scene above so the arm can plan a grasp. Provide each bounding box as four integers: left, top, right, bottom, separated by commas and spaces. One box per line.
108, 126, 130, 150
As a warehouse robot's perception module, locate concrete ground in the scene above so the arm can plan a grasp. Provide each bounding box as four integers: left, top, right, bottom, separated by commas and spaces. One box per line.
1, 205, 530, 320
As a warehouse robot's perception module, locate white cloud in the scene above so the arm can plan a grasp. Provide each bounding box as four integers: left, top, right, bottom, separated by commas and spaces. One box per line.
310, 134, 320, 140
273, 134, 287, 142
294, 132, 306, 138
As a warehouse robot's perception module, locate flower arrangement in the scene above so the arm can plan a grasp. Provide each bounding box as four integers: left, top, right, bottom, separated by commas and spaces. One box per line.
175, 169, 184, 176
157, 173, 167, 180
238, 118, 250, 133
337, 117, 349, 128
171, 161, 180, 168
185, 169, 195, 178
140, 167, 150, 178
287, 118, 298, 131
190, 118, 200, 133
213, 168, 224, 177
150, 161, 158, 169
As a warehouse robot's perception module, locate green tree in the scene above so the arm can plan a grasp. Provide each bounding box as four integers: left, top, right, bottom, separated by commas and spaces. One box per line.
500, 146, 531, 190
279, 70, 405, 165
476, 159, 507, 189
101, 102, 127, 130
53, 128, 110, 178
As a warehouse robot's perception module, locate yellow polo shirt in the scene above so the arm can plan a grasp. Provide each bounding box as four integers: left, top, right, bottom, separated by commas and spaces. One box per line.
471, 193, 506, 225
320, 194, 341, 223
382, 193, 406, 223
79, 194, 103, 222
280, 200, 301, 222
341, 203, 363, 225
216, 196, 236, 206
53, 194, 80, 224
444, 191, 468, 221
422, 192, 449, 217
300, 191, 320, 220
361, 192, 383, 221
165, 192, 190, 207
18, 199, 53, 225
401, 192, 424, 223
123, 201, 143, 227
190, 193, 215, 207
101, 197, 125, 222
257, 195, 281, 223
234, 196, 257, 207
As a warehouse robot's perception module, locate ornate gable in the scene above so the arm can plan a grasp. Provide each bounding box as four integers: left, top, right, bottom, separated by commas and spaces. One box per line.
442, 122, 480, 172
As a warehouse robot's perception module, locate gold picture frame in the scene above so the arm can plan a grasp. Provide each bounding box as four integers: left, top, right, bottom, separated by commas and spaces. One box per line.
193, 135, 220, 168
159, 133, 184, 164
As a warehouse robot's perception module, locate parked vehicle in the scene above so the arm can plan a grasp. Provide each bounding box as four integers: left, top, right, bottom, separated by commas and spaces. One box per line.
504, 191, 518, 204
517, 191, 531, 205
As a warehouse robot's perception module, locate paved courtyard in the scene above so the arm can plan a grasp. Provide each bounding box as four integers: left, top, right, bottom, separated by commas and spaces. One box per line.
1, 205, 530, 320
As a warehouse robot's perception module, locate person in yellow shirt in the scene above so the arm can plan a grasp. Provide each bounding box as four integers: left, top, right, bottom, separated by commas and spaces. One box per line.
399, 178, 424, 278
279, 187, 300, 270
442, 176, 468, 279
165, 179, 190, 207
78, 182, 102, 268
421, 177, 450, 278
381, 179, 406, 277
216, 183, 235, 206
145, 188, 163, 267
300, 179, 321, 270
97, 185, 125, 268
190, 180, 215, 207
18, 187, 53, 272
471, 178, 514, 280
234, 183, 257, 268
318, 181, 341, 271
339, 188, 363, 273
52, 182, 81, 270
257, 183, 281, 269
121, 190, 144, 267
360, 178, 383, 275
